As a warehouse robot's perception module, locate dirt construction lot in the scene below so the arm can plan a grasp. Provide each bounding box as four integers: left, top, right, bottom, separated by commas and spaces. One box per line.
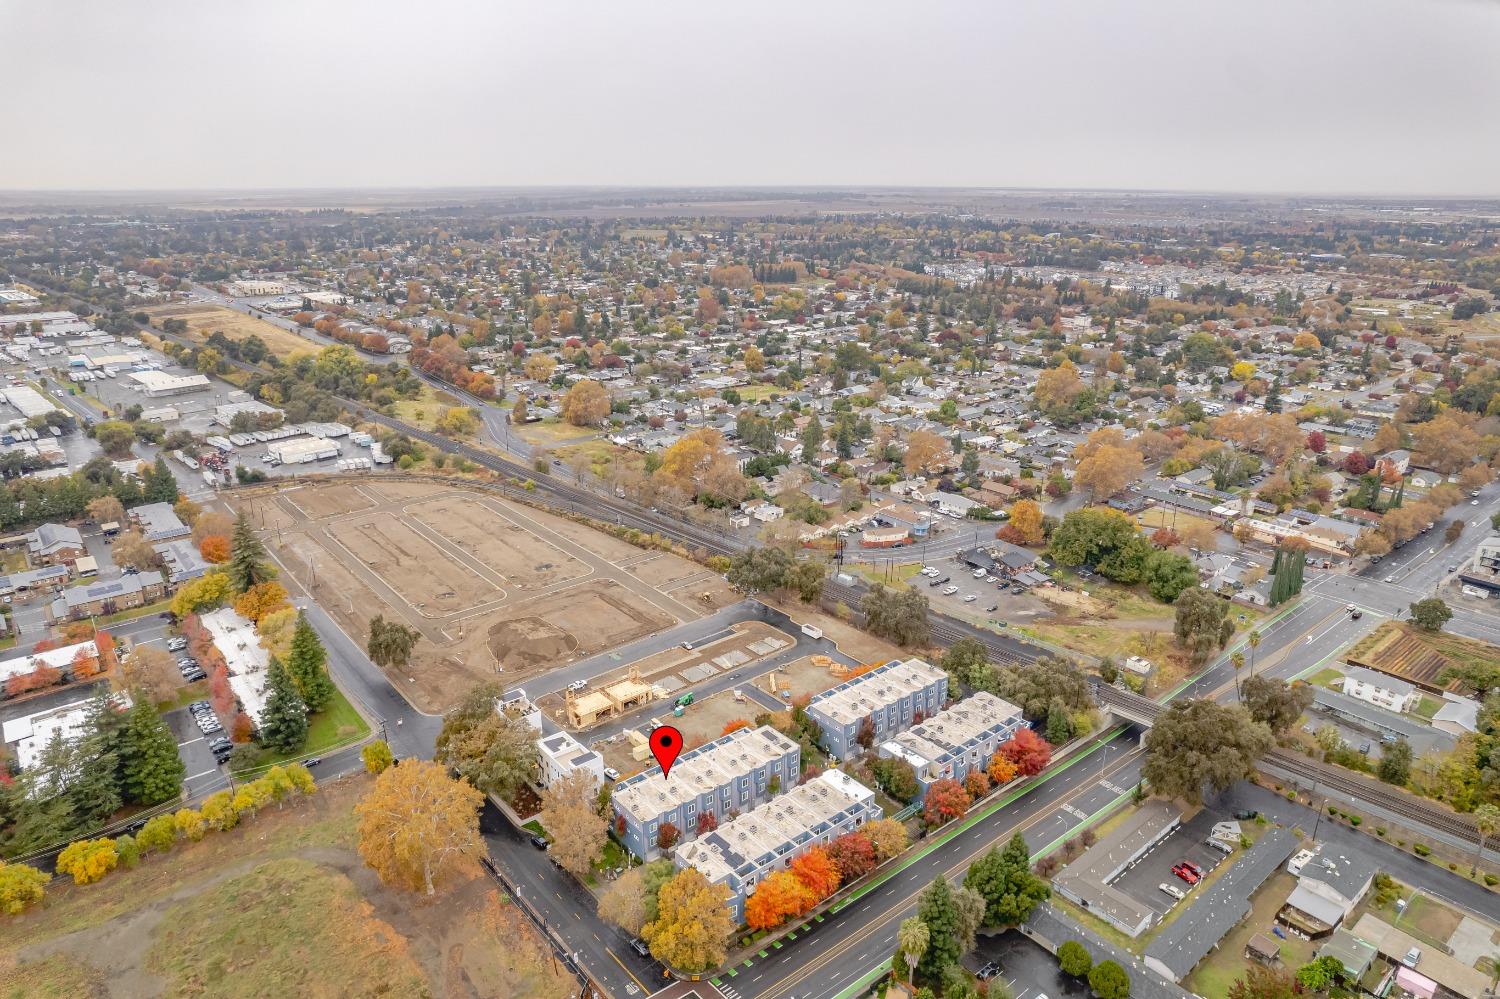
232, 479, 734, 711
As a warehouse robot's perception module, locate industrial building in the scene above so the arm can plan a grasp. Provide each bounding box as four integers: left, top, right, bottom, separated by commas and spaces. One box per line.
876, 690, 1024, 797
265, 437, 340, 465
129, 370, 212, 397
1, 385, 58, 419
805, 657, 948, 761
673, 769, 881, 923
612, 725, 801, 859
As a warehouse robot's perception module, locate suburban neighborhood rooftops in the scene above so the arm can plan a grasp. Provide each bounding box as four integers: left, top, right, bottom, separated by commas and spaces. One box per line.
879, 691, 1021, 769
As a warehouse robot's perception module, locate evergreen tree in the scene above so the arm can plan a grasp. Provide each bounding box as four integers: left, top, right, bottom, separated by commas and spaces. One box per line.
144, 456, 179, 504
801, 415, 822, 464
259, 656, 308, 753
226, 512, 274, 592
120, 698, 185, 805
916, 875, 962, 981
286, 611, 335, 712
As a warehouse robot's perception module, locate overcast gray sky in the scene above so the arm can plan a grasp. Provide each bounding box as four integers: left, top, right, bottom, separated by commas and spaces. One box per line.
6, 0, 1499, 195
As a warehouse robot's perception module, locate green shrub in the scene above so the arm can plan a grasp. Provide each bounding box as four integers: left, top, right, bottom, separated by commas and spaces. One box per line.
1349, 816, 1362, 827
1483, 874, 1497, 886
1375, 827, 1386, 837
1413, 843, 1431, 857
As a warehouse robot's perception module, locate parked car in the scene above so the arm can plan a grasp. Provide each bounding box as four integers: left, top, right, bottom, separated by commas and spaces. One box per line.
1181, 860, 1203, 877
1234, 809, 1258, 820
963, 594, 977, 602
183, 670, 207, 683
1158, 882, 1186, 900
1172, 862, 1200, 885
529, 835, 549, 850
942, 586, 959, 595
977, 961, 1002, 980
603, 767, 620, 781
630, 938, 651, 958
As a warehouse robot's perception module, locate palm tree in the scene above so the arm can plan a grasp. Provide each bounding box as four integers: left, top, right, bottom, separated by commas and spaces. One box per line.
1471, 803, 1499, 878
898, 916, 928, 985
1247, 629, 1263, 676
1231, 651, 1246, 699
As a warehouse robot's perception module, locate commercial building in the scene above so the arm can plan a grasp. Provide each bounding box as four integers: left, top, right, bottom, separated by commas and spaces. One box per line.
266, 437, 340, 465
1054, 800, 1182, 938
128, 370, 212, 397
876, 691, 1023, 797
1340, 665, 1417, 714
200, 607, 272, 723
0, 638, 100, 690
673, 769, 881, 923
26, 523, 85, 566
1, 692, 130, 780
805, 657, 947, 761
537, 730, 605, 789
612, 725, 800, 859
1, 385, 58, 419
50, 571, 166, 621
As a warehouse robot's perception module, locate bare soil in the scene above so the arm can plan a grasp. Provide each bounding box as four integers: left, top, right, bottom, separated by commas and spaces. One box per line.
233, 481, 713, 712
144, 303, 315, 361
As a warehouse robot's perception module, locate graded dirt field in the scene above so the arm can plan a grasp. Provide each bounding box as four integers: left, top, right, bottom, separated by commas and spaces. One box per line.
231, 479, 723, 711
0, 775, 572, 999
409, 493, 587, 591
144, 302, 315, 360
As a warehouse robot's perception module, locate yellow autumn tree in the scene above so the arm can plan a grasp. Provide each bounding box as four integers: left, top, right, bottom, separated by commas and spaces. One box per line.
234, 580, 290, 624
642, 867, 735, 972
562, 379, 611, 427
56, 838, 118, 885
356, 759, 484, 896
1007, 499, 1045, 545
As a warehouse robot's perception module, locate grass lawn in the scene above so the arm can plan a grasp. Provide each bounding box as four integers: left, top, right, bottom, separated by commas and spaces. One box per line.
1, 550, 28, 574
391, 383, 467, 435
1, 774, 573, 999
523, 819, 546, 837
587, 837, 630, 887
514, 418, 598, 445
1308, 666, 1347, 688
1136, 507, 1221, 541
156, 678, 211, 711
851, 562, 924, 590
1186, 871, 1313, 998
232, 687, 370, 774
1413, 695, 1443, 720
736, 383, 788, 403
1361, 883, 1463, 952
96, 596, 173, 626
554, 438, 646, 478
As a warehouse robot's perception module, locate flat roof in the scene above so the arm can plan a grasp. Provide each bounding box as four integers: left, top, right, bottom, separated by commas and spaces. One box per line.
1350, 914, 1490, 999
879, 690, 1021, 768
807, 658, 946, 728
673, 769, 877, 885
1055, 800, 1180, 933
613, 725, 798, 820
200, 607, 271, 724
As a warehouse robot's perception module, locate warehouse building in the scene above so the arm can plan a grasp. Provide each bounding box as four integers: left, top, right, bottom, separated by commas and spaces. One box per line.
673, 769, 881, 923
129, 370, 212, 397
806, 657, 948, 761
266, 437, 340, 465
876, 690, 1023, 797
612, 725, 800, 860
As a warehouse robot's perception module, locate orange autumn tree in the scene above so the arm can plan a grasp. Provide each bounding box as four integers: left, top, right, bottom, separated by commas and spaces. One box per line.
720, 719, 752, 736
744, 870, 814, 931
199, 535, 231, 563
789, 845, 841, 901
987, 753, 1018, 786
70, 646, 101, 680
1001, 728, 1053, 776
233, 581, 290, 623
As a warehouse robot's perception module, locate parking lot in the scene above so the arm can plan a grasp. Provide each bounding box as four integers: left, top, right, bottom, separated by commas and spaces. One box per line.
968, 930, 1090, 999
916, 562, 1023, 616
1109, 809, 1230, 918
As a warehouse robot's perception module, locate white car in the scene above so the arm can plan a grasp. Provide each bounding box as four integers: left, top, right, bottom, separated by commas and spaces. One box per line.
1159, 882, 1186, 900
1472, 499, 1481, 506
963, 594, 977, 603
972, 568, 987, 579
942, 585, 959, 595
1384, 575, 1396, 583
922, 566, 939, 576
603, 767, 620, 781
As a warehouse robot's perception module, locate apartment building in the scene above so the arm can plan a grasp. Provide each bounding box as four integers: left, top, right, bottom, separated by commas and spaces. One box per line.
612, 725, 800, 859
805, 658, 948, 761
1340, 666, 1417, 714
537, 730, 605, 789
49, 571, 166, 621
26, 523, 85, 566
876, 691, 1023, 798
672, 769, 881, 923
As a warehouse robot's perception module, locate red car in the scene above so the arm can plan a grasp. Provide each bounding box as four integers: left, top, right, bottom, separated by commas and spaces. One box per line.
1172, 863, 1200, 885
1182, 861, 1204, 877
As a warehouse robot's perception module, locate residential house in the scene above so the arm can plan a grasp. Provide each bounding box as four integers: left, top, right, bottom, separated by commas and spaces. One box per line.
537, 730, 605, 789
26, 523, 85, 566
805, 658, 948, 761
1279, 843, 1376, 938
1340, 666, 1417, 714
876, 691, 1024, 798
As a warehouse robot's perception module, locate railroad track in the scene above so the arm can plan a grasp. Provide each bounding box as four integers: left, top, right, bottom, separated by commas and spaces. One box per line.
1262, 748, 1483, 847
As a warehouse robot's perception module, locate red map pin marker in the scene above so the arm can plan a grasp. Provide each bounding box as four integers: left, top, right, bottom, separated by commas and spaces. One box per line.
651, 725, 684, 778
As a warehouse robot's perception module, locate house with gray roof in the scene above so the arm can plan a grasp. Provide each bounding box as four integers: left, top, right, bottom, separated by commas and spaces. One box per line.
26, 523, 84, 565
131, 502, 190, 542
1053, 800, 1181, 938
